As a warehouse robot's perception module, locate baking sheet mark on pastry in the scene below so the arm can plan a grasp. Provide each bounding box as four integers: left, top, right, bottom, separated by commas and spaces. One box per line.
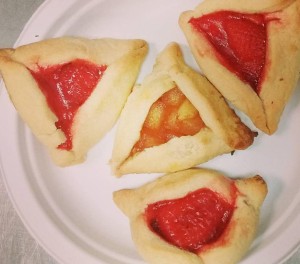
111, 43, 255, 176
0, 37, 148, 166
179, 0, 300, 135
113, 168, 268, 264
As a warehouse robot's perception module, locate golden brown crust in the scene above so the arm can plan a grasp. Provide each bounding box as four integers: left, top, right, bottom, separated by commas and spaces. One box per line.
0, 37, 148, 166
110, 43, 254, 176
113, 168, 268, 264
179, 0, 300, 134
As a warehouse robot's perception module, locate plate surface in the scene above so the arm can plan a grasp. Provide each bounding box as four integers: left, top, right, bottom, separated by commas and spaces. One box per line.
0, 0, 300, 264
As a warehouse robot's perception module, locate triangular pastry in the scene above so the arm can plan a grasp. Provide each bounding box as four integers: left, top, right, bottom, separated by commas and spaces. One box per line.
179, 0, 300, 134
0, 37, 148, 166
111, 43, 255, 176
114, 168, 268, 264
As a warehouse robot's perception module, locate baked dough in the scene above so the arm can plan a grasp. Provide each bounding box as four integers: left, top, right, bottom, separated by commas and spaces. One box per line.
179, 0, 300, 134
111, 42, 255, 176
0, 37, 148, 166
114, 168, 268, 264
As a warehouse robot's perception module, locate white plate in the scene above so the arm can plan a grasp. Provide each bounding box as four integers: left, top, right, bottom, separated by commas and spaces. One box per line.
0, 0, 300, 263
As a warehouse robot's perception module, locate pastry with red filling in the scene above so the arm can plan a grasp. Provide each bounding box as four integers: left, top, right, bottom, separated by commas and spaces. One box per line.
179, 0, 300, 134
114, 168, 268, 264
111, 43, 255, 176
0, 37, 148, 166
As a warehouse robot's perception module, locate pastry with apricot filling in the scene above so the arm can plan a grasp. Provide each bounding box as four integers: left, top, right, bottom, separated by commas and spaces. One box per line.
110, 42, 255, 176
0, 37, 148, 166
113, 168, 268, 264
179, 0, 300, 134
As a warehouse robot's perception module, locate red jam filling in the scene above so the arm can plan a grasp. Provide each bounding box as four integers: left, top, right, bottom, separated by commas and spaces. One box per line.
145, 187, 236, 253
189, 11, 271, 94
30, 59, 107, 150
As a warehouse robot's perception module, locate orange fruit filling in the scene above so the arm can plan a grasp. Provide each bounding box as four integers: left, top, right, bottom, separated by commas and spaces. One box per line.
131, 87, 205, 155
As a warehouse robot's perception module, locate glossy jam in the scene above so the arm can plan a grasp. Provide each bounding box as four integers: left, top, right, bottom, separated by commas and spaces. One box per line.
145, 187, 236, 253
31, 59, 107, 150
189, 11, 269, 93
131, 87, 205, 155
